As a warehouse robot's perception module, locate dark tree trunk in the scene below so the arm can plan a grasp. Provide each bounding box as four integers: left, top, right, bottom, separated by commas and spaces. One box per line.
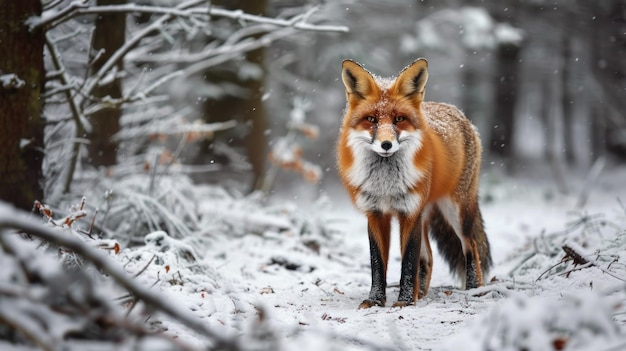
490, 42, 521, 159
591, 103, 608, 160
88, 0, 126, 167
541, 77, 569, 193
560, 35, 576, 165
199, 0, 268, 191
0, 0, 45, 210
589, 0, 626, 159
461, 56, 483, 127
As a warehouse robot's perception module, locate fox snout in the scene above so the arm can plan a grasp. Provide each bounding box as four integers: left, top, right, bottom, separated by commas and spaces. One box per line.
371, 125, 399, 157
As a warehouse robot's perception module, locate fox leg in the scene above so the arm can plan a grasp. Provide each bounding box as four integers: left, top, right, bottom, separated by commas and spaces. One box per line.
360, 212, 391, 309
461, 204, 491, 289
394, 214, 422, 307
418, 212, 433, 299
436, 197, 489, 289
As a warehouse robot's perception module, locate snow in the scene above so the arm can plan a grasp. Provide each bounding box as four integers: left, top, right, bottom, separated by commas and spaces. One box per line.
0, 73, 25, 89
3, 165, 626, 350
443, 291, 623, 351
401, 6, 525, 53
158, 166, 626, 350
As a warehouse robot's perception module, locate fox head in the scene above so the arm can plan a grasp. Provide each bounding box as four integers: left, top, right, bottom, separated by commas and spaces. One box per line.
341, 59, 428, 158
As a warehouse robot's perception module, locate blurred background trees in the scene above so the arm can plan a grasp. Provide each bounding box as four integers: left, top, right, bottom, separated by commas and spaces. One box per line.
295, 0, 626, 198
1, 0, 625, 209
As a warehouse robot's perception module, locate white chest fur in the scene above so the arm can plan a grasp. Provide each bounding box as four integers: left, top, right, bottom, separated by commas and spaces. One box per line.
346, 130, 424, 214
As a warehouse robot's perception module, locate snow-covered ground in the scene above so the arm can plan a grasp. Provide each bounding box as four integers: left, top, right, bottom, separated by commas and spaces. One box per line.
2, 163, 626, 350
116, 162, 626, 350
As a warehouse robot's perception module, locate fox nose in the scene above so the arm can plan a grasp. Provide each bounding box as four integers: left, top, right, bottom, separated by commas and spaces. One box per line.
381, 141, 393, 151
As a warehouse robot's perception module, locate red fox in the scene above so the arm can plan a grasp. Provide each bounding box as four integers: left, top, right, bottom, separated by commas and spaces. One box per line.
337, 59, 492, 308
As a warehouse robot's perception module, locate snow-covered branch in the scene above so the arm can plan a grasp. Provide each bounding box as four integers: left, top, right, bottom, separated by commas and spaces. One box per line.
44, 32, 90, 194
0, 202, 239, 350
0, 73, 25, 90
113, 120, 237, 141
78, 3, 345, 98
208, 5, 349, 33
82, 0, 204, 100
29, 1, 348, 33
40, 0, 348, 201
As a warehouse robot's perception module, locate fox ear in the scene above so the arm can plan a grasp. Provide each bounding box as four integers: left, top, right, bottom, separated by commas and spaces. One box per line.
394, 58, 428, 99
342, 60, 378, 100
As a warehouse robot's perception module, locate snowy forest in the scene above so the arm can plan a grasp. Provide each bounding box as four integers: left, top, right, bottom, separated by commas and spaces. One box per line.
1, 0, 626, 350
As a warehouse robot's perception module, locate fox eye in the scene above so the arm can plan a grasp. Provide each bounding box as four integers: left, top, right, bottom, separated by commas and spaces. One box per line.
394, 116, 406, 123
365, 116, 377, 123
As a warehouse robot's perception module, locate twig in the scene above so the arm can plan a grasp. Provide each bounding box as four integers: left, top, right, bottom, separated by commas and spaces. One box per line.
81, 70, 183, 116
133, 254, 156, 278
556, 262, 594, 278
148, 153, 159, 196
536, 257, 570, 281
538, 243, 626, 283
156, 132, 188, 181
87, 208, 98, 236
507, 252, 538, 276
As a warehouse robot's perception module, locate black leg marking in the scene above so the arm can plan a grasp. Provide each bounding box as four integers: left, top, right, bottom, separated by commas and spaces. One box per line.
396, 232, 420, 305
465, 252, 479, 289
363, 230, 386, 307
418, 258, 429, 297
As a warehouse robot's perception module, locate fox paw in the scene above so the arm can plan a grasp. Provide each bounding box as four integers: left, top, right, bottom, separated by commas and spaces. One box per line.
392, 300, 415, 308
358, 299, 385, 309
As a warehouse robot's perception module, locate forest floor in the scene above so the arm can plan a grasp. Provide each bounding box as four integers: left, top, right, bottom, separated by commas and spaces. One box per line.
4, 162, 626, 351
117, 161, 626, 350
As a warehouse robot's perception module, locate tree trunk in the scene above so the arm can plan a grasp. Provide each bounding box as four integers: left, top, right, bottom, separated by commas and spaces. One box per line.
541, 77, 569, 194
560, 35, 576, 165
490, 42, 521, 159
589, 0, 626, 159
199, 0, 268, 192
0, 0, 45, 210
88, 0, 126, 167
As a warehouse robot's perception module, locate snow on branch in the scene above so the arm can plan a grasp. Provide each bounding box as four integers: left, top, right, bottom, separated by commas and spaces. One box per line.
208, 5, 349, 33
0, 201, 239, 350
41, 0, 348, 200
113, 119, 237, 141
0, 73, 25, 90
29, 1, 349, 33
400, 6, 524, 53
